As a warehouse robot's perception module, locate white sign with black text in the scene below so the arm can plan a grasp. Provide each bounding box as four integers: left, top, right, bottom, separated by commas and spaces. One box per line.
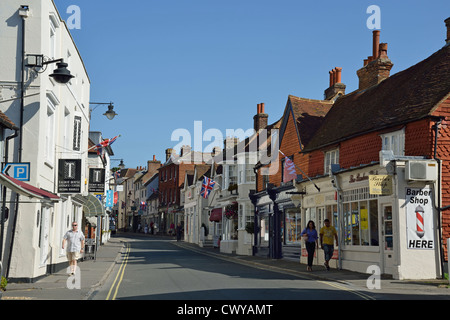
405, 187, 435, 250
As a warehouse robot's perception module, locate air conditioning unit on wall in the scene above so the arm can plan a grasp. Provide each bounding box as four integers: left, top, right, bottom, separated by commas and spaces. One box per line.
405, 160, 438, 182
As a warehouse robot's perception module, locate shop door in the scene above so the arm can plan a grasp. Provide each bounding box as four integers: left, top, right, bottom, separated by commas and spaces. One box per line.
381, 204, 394, 274
39, 206, 50, 266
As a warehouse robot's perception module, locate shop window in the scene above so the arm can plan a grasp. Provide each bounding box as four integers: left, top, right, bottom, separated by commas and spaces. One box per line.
343, 189, 379, 247
284, 208, 301, 244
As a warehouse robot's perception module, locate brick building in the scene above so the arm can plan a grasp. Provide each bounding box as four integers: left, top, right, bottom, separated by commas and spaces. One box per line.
158, 146, 206, 234
252, 94, 334, 259
294, 19, 450, 279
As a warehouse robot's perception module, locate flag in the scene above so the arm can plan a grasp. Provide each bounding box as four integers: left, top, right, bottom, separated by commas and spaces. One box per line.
283, 156, 297, 183
94, 135, 119, 155
140, 201, 147, 211
200, 176, 216, 199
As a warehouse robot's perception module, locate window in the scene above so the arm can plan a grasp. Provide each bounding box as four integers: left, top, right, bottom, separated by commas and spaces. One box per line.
381, 129, 405, 156
45, 102, 55, 165
228, 165, 237, 186
324, 149, 339, 175
342, 188, 379, 246
284, 208, 301, 244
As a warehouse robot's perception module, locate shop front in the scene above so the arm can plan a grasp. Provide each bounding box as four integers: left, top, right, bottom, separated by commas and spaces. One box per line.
251, 192, 272, 258
295, 160, 441, 280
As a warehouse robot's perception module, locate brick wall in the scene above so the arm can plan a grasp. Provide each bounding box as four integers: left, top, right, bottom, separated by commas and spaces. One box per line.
257, 110, 307, 190
432, 96, 450, 260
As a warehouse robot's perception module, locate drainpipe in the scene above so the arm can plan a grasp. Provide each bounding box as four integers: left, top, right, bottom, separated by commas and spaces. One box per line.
7, 7, 28, 278
431, 117, 446, 279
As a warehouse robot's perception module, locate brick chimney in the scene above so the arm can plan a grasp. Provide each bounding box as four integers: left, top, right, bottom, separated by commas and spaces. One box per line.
445, 17, 450, 46
165, 148, 174, 161
180, 145, 192, 156
324, 67, 346, 100
357, 30, 393, 91
147, 155, 161, 177
253, 103, 268, 132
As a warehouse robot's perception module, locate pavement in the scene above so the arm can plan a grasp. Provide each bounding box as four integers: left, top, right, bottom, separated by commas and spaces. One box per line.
1, 233, 449, 300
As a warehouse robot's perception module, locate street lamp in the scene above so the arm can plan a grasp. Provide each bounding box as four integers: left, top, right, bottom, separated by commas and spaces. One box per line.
25, 54, 74, 84
89, 102, 118, 120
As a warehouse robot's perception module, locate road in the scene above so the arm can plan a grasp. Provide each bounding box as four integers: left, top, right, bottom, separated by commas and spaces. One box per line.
90, 235, 374, 301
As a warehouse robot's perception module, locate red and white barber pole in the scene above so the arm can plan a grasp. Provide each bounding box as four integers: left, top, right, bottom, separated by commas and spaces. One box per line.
415, 205, 425, 238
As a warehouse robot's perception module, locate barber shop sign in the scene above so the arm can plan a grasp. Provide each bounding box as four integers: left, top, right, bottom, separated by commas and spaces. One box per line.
405, 187, 435, 250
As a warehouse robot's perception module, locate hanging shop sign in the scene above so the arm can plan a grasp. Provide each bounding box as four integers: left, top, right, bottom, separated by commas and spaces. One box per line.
58, 159, 82, 193
88, 168, 106, 193
405, 187, 435, 250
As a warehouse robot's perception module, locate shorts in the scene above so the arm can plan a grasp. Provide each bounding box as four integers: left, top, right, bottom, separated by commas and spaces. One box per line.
66, 251, 80, 261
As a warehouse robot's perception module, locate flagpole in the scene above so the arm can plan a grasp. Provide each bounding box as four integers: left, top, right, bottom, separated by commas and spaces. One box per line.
279, 150, 320, 192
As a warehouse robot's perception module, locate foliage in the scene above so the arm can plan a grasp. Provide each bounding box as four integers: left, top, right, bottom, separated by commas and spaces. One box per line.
0, 276, 7, 291
225, 202, 238, 219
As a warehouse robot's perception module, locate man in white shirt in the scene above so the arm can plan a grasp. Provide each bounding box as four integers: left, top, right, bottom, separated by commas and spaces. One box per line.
62, 221, 85, 275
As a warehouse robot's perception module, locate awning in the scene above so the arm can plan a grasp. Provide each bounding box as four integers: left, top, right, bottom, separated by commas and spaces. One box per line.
209, 208, 222, 222
73, 194, 105, 217
0, 173, 60, 202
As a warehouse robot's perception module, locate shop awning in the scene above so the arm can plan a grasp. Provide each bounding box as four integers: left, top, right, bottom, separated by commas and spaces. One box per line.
0, 173, 60, 202
73, 194, 105, 217
209, 208, 222, 222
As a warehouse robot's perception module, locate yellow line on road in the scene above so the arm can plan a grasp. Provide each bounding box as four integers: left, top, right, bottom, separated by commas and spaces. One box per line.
318, 280, 375, 300
106, 242, 130, 300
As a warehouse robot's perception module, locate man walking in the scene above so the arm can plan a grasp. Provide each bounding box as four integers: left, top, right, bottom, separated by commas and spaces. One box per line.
319, 219, 338, 271
62, 221, 85, 275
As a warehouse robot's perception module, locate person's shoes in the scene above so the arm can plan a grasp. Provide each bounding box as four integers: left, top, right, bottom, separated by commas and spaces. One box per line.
307, 266, 312, 271
324, 263, 330, 271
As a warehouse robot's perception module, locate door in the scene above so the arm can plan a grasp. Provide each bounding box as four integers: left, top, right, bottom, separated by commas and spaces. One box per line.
39, 206, 50, 266
381, 204, 394, 274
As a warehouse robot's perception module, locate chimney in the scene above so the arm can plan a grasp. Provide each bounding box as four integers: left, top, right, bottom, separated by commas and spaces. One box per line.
253, 103, 268, 132
147, 156, 162, 177
180, 145, 191, 156
356, 30, 393, 91
445, 17, 450, 45
165, 148, 174, 161
324, 67, 346, 100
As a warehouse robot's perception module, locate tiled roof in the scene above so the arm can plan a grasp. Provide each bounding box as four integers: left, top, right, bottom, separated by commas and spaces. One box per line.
288, 95, 333, 148
303, 45, 450, 152
0, 111, 17, 130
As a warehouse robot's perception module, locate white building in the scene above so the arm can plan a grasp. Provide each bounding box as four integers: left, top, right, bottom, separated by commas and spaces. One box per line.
0, 0, 90, 281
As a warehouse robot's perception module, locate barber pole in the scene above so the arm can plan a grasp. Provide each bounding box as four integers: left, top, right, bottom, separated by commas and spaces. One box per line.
415, 205, 425, 238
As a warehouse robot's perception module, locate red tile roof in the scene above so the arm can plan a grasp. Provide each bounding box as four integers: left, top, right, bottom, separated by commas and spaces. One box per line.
303, 45, 450, 152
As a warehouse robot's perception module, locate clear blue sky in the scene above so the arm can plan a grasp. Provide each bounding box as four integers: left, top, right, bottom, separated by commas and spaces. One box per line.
54, 0, 450, 169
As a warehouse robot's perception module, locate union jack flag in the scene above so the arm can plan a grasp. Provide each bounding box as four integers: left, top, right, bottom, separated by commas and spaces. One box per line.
95, 135, 119, 155
200, 176, 215, 199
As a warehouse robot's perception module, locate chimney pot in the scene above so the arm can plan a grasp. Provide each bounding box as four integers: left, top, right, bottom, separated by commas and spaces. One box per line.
329, 70, 333, 87
335, 67, 342, 83
373, 30, 380, 59
260, 103, 265, 113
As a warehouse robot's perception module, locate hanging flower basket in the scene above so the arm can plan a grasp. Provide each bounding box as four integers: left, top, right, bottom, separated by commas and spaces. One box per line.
224, 202, 238, 219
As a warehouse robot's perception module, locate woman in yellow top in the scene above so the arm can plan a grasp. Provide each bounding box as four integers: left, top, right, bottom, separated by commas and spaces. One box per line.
319, 219, 338, 271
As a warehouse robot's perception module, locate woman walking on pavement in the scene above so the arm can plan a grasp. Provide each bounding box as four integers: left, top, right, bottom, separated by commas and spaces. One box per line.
301, 220, 318, 271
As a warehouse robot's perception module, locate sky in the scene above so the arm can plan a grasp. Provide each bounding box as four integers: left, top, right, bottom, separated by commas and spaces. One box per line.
54, 0, 450, 170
